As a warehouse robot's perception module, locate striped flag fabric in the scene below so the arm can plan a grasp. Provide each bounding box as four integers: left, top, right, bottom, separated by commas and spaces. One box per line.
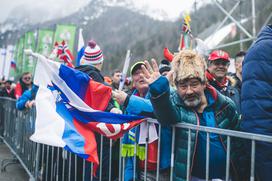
31, 52, 143, 165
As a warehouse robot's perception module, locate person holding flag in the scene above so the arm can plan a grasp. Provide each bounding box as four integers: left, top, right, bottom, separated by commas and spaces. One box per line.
75, 39, 122, 180
24, 48, 144, 181
76, 39, 120, 113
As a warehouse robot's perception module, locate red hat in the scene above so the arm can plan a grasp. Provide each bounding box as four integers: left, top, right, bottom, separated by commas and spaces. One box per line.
208, 50, 230, 62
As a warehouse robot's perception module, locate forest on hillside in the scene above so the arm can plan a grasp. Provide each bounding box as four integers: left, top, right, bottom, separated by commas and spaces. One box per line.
0, 0, 271, 74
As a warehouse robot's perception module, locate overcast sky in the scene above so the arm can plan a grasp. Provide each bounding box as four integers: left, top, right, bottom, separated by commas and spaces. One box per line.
0, 0, 198, 23
0, 0, 90, 23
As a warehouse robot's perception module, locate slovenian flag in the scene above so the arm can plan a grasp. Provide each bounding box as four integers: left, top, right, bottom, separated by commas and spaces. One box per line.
30, 52, 143, 166
76, 28, 85, 66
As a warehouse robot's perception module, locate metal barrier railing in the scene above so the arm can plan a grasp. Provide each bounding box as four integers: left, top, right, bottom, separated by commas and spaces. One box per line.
1, 97, 272, 181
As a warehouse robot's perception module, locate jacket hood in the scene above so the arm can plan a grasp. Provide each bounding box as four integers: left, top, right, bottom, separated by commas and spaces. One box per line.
254, 25, 272, 44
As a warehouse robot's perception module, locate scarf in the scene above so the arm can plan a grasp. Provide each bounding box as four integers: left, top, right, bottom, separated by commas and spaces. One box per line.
205, 70, 228, 89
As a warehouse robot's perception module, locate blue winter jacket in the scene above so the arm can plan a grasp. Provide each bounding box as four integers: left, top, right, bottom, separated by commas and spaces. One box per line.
241, 25, 272, 181
16, 85, 38, 110
123, 90, 172, 181
241, 25, 272, 136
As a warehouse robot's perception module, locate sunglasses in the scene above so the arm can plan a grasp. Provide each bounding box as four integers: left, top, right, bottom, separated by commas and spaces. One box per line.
212, 60, 230, 66
23, 77, 32, 80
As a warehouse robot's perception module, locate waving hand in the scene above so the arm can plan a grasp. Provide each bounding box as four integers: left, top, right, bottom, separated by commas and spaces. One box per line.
142, 59, 173, 85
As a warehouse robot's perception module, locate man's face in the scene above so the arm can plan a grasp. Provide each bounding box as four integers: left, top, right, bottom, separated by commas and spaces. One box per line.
112, 72, 122, 85
4, 82, 11, 89
208, 59, 230, 80
235, 56, 244, 74
176, 78, 206, 108
132, 68, 148, 92
22, 74, 32, 85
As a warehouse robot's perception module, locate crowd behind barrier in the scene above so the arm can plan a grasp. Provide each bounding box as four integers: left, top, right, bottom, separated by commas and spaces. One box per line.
1, 97, 272, 181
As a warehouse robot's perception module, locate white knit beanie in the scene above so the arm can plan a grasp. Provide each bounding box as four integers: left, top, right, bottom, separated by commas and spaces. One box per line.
80, 40, 104, 65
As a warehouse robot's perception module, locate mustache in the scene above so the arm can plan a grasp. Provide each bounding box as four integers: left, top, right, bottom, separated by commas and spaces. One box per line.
183, 94, 199, 100
215, 68, 226, 71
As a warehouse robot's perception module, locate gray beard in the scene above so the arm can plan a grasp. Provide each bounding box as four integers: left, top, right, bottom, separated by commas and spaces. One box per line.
184, 97, 201, 108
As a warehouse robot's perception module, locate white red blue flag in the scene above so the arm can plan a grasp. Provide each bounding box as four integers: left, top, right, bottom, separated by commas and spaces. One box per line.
76, 28, 85, 66
31, 53, 143, 165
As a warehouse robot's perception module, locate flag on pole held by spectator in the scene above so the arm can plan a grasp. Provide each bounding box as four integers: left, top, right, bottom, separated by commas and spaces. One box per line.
49, 41, 74, 68
31, 53, 143, 166
57, 40, 75, 68
179, 13, 193, 51
76, 28, 85, 66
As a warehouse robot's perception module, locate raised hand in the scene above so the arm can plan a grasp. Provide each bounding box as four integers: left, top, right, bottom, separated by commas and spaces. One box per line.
141, 59, 161, 85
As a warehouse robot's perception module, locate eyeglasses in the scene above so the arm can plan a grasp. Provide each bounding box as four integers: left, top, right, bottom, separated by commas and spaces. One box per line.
212, 60, 230, 66
23, 77, 31, 80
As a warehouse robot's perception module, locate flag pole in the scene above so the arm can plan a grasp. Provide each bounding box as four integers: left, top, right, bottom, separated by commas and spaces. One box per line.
1, 48, 7, 79
118, 50, 131, 91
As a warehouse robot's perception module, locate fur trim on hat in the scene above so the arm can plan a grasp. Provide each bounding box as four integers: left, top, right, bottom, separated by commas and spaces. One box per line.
171, 50, 207, 84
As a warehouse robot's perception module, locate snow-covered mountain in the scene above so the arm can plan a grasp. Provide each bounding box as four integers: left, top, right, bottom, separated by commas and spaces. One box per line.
0, 0, 181, 72
0, 0, 189, 34
1, 0, 270, 73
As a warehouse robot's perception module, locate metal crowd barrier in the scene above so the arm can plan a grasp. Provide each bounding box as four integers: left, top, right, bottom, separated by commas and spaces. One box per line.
1, 97, 272, 181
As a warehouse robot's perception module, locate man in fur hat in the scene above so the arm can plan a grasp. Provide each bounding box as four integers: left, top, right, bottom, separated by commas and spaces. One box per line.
142, 50, 242, 180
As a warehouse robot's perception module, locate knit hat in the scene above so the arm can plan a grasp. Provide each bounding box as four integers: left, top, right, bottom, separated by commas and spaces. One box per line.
172, 50, 206, 83
80, 40, 104, 65
130, 61, 145, 76
159, 59, 171, 74
208, 50, 230, 62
